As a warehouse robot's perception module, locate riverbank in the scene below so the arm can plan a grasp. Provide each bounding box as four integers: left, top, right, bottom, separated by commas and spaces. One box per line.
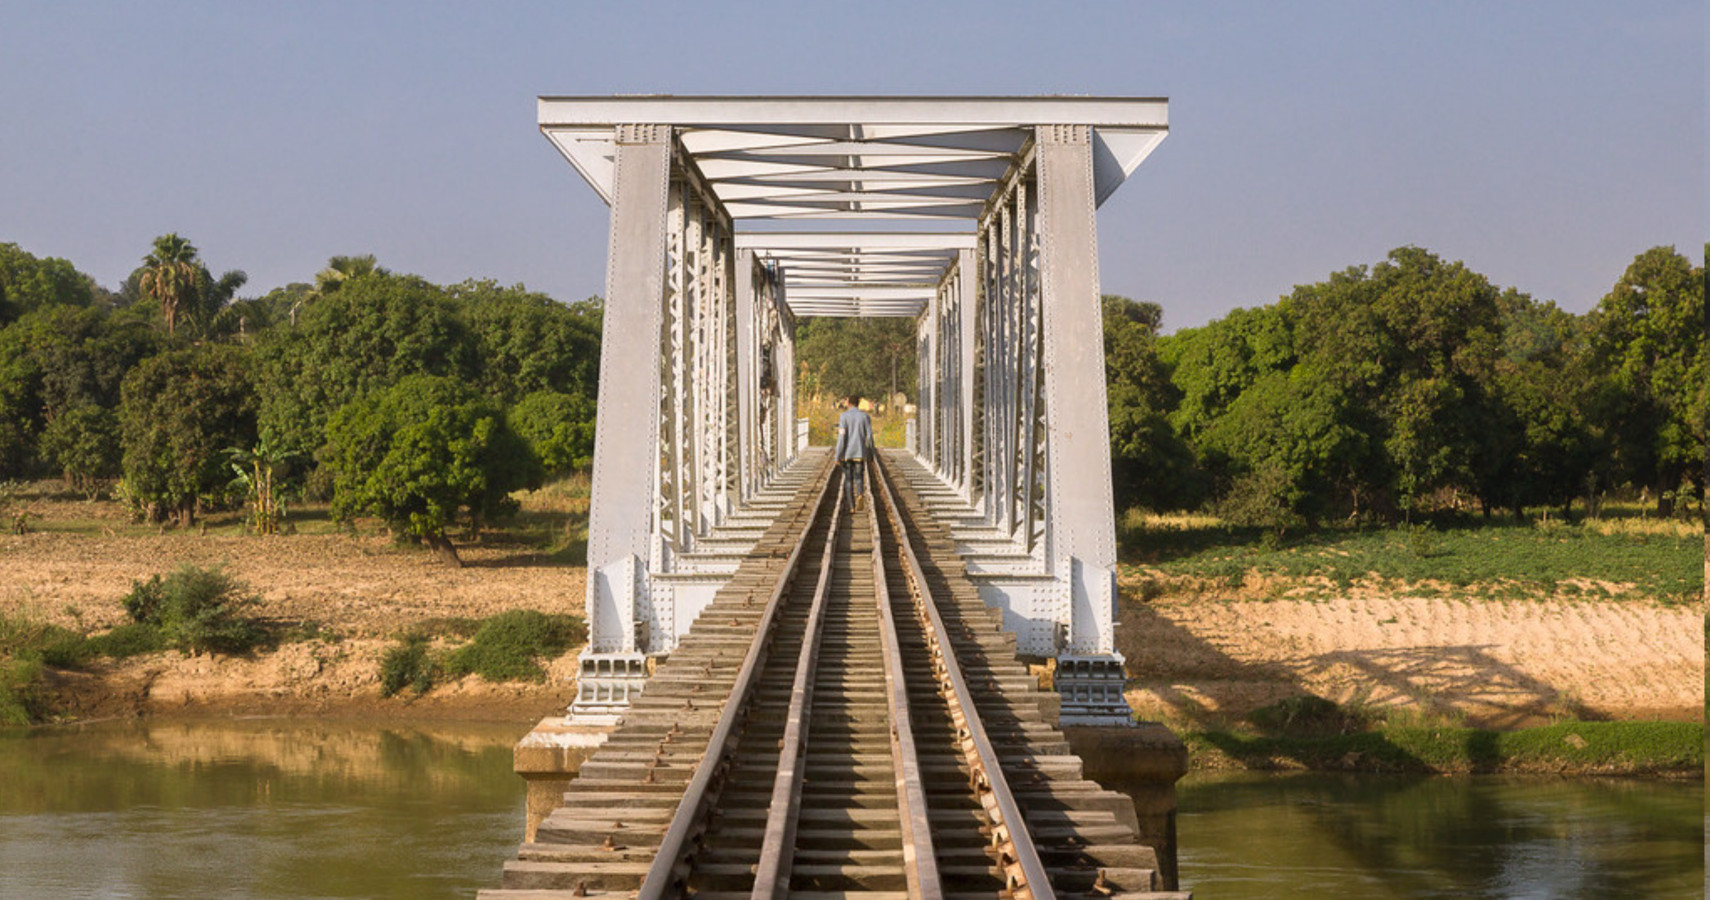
2, 483, 1701, 777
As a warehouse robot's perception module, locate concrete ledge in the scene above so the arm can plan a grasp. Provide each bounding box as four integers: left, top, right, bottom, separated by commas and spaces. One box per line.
514, 717, 614, 842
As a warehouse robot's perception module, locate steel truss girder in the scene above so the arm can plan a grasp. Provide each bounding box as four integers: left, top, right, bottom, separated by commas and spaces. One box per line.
550, 101, 1166, 723
582, 126, 799, 682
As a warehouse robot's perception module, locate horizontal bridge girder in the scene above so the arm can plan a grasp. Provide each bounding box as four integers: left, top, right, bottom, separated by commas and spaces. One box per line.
538, 95, 1168, 127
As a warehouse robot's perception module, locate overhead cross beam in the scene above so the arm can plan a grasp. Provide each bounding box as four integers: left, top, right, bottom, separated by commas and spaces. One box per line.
541, 95, 1166, 319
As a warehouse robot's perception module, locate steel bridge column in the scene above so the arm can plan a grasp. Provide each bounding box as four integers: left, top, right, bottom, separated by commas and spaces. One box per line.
957, 247, 977, 501
574, 124, 673, 719
1036, 124, 1130, 723
735, 250, 759, 503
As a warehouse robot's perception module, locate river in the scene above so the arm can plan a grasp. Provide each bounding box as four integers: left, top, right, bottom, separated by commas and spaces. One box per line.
0, 720, 1700, 899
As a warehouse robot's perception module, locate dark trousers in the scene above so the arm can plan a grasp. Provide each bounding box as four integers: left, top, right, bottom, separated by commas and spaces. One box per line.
842, 458, 865, 508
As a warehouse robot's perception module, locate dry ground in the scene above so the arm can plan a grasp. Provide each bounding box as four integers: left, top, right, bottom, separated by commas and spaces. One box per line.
3, 490, 586, 722
1119, 582, 1703, 730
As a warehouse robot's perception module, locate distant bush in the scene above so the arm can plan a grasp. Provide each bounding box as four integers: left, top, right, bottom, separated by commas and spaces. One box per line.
441, 610, 584, 683
121, 565, 263, 656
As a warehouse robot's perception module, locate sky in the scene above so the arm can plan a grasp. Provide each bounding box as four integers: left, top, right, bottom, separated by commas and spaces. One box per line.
0, 1, 1702, 333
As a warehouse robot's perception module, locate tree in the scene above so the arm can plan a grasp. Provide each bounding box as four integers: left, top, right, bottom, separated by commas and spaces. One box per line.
1286, 247, 1506, 515
139, 233, 202, 335
1102, 296, 1200, 511
291, 254, 389, 325
1160, 304, 1295, 442
255, 271, 478, 466
447, 280, 602, 403
0, 304, 161, 478
1479, 291, 1602, 517
323, 375, 540, 566
181, 268, 249, 341
1586, 246, 1705, 515
40, 402, 120, 499
796, 316, 917, 403
0, 243, 98, 325
118, 345, 257, 525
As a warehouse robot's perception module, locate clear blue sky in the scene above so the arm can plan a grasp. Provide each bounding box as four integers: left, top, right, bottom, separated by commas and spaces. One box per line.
1, 1, 1701, 332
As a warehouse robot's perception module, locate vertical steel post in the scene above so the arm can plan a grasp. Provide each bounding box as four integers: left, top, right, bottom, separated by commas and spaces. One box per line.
583, 125, 672, 655
1035, 123, 1130, 722
958, 247, 978, 502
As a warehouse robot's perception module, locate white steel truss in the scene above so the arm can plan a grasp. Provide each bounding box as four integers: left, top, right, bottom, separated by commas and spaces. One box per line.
545, 98, 1166, 725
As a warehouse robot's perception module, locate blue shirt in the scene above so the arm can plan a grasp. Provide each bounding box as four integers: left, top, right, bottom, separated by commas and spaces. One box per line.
834, 406, 873, 461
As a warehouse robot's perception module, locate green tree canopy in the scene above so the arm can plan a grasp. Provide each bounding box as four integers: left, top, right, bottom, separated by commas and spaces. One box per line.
1286, 246, 1506, 514
0, 304, 161, 477
323, 375, 540, 566
1586, 245, 1705, 513
40, 402, 121, 498
0, 243, 99, 325
510, 390, 596, 476
447, 280, 602, 403
119, 345, 258, 525
795, 316, 917, 404
1102, 296, 1200, 511
255, 271, 478, 464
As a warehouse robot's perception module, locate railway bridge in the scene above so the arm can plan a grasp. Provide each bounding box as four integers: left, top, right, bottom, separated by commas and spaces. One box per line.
494, 97, 1189, 898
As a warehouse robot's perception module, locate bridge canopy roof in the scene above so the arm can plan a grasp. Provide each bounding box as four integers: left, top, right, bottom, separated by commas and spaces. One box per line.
539, 96, 1168, 318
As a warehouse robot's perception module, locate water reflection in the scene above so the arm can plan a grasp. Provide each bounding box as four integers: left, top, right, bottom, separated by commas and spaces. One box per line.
4, 721, 1702, 899
1173, 772, 1704, 899
0, 719, 526, 900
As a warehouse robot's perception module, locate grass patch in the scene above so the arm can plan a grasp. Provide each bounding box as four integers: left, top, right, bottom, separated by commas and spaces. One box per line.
1119, 509, 1702, 602
1183, 694, 1703, 775
1186, 720, 1704, 775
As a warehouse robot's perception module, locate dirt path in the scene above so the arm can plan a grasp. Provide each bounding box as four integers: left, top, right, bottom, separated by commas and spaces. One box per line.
1120, 594, 1703, 728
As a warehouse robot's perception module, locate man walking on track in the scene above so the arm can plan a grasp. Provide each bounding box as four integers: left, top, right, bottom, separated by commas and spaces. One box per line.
834, 394, 873, 511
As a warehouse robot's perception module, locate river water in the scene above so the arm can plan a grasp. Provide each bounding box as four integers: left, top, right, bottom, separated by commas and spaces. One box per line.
0, 720, 1700, 899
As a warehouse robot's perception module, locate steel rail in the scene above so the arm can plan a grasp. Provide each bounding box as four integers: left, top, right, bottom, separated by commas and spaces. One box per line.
866, 462, 946, 900
870, 455, 1057, 900
637, 460, 839, 900
750, 485, 845, 899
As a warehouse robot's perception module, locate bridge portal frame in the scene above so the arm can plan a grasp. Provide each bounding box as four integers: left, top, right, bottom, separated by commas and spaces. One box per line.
543, 97, 1167, 724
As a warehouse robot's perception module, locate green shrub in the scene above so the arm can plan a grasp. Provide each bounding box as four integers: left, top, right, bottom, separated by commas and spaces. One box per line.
442, 610, 584, 683
120, 565, 263, 656
379, 635, 436, 698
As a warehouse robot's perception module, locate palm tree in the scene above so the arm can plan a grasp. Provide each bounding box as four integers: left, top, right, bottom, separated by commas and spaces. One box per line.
139, 233, 201, 335
185, 268, 249, 340
290, 254, 386, 325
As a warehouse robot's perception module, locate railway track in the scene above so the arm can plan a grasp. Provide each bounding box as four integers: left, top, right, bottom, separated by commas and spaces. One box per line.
483, 449, 1190, 900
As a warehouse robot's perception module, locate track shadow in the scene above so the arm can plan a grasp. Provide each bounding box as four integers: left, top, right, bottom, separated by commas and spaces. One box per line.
1302, 644, 1599, 729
